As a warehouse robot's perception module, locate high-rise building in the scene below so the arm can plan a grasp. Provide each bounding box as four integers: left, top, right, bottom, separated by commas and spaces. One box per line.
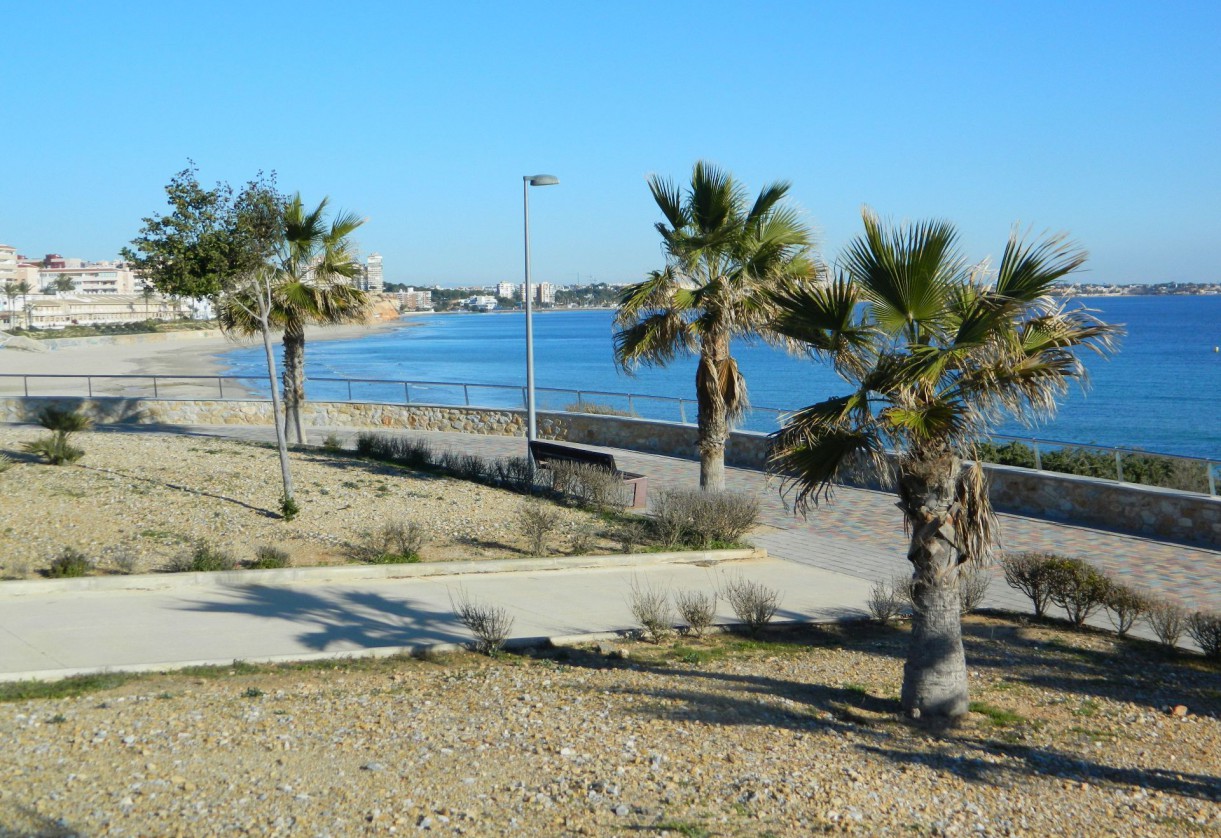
365, 253, 384, 293
0, 245, 16, 286
495, 281, 516, 299
518, 282, 555, 304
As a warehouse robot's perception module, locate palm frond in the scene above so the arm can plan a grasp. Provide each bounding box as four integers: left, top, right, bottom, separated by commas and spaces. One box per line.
995, 227, 1087, 301
613, 310, 694, 371
769, 421, 885, 513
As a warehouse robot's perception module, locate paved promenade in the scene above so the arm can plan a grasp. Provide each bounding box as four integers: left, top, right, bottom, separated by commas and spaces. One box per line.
1, 422, 1217, 681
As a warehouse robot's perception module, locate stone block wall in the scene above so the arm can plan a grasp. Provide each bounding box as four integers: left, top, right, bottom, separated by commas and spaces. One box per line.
2, 395, 1216, 547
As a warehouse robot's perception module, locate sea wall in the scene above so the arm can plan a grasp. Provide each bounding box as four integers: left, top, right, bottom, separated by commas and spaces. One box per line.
2, 396, 1217, 548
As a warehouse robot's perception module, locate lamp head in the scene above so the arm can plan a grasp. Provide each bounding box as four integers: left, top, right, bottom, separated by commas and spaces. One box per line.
525, 174, 560, 187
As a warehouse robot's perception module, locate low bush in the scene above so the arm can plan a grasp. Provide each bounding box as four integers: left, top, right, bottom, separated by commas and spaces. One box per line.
168, 542, 238, 573
44, 548, 92, 578
867, 575, 910, 623
651, 489, 759, 549
1103, 581, 1150, 638
36, 405, 93, 434
548, 461, 627, 511
1146, 598, 1188, 650
976, 440, 1209, 494
491, 456, 534, 493
999, 551, 1057, 618
958, 560, 992, 614
1186, 611, 1221, 660
722, 577, 780, 636
278, 494, 299, 521
1044, 556, 1111, 627
450, 588, 515, 656
350, 522, 426, 564
0, 454, 12, 473
674, 589, 717, 637
518, 500, 561, 557
614, 520, 648, 554
249, 545, 292, 569
627, 577, 673, 642
567, 528, 597, 556
321, 433, 344, 453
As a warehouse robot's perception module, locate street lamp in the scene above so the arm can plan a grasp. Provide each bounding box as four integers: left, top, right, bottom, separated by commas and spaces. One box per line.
522, 173, 559, 445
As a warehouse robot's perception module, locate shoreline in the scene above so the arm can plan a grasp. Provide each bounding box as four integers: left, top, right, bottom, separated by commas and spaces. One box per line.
0, 318, 409, 379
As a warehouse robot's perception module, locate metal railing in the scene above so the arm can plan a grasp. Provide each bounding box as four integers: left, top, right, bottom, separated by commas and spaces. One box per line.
1, 372, 1217, 496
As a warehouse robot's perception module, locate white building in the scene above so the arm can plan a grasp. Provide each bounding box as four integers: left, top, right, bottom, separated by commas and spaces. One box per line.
39, 262, 139, 294
397, 287, 433, 311
517, 281, 555, 305
495, 281, 516, 299
365, 253, 384, 293
0, 244, 16, 286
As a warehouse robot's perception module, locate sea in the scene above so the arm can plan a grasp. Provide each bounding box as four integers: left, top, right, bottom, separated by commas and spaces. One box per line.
220, 295, 1221, 460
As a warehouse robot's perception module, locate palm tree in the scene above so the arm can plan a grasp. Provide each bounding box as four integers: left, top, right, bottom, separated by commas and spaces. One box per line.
2, 281, 16, 327
767, 209, 1120, 718
221, 194, 367, 444
614, 161, 816, 489
14, 280, 32, 328
51, 275, 76, 294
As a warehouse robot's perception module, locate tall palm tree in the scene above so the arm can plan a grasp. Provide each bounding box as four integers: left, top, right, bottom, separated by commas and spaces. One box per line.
767, 208, 1119, 718
614, 161, 816, 489
51, 275, 76, 294
15, 280, 32, 328
221, 194, 367, 443
2, 281, 17, 327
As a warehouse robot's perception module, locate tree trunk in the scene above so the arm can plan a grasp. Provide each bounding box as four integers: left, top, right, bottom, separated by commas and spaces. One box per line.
695, 332, 730, 491
897, 453, 969, 718
260, 319, 294, 505
282, 322, 306, 444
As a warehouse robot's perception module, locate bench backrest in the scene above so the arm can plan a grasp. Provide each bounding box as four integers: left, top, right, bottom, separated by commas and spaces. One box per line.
529, 440, 618, 473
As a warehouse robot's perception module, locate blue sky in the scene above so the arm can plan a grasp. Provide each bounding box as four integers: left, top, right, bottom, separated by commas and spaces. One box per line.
2, 1, 1217, 287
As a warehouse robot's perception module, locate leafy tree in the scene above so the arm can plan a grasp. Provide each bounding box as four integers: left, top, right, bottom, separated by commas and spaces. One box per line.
123, 166, 299, 515
767, 209, 1119, 718
219, 195, 366, 443
614, 161, 816, 489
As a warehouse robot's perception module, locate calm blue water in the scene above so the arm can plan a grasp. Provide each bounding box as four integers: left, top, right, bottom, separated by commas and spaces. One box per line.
222, 296, 1221, 459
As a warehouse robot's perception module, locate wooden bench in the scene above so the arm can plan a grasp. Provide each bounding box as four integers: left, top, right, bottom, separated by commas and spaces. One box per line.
528, 440, 648, 509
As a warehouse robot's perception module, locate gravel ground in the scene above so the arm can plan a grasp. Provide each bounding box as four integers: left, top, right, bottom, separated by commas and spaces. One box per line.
0, 428, 617, 577
0, 616, 1217, 836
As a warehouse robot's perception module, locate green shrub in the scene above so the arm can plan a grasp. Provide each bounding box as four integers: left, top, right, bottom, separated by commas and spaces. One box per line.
249, 545, 291, 569
23, 434, 85, 465
999, 551, 1058, 618
44, 548, 92, 578
278, 494, 299, 521
321, 433, 344, 452
35, 405, 93, 434
350, 522, 426, 564
977, 440, 1208, 493
1044, 556, 1111, 627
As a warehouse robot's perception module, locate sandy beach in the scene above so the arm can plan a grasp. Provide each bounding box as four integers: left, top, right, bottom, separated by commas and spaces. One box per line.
0, 320, 405, 380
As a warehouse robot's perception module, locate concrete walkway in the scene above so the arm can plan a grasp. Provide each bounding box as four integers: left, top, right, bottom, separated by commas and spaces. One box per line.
1, 423, 1217, 681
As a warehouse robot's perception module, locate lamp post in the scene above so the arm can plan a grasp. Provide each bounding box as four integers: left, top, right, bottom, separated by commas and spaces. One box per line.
522, 174, 559, 445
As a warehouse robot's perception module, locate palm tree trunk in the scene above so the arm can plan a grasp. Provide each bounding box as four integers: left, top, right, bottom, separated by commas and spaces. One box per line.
695, 332, 731, 491
897, 454, 969, 718
282, 323, 306, 444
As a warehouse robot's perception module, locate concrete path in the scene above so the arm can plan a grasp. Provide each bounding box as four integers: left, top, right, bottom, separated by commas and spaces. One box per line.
1, 422, 1217, 681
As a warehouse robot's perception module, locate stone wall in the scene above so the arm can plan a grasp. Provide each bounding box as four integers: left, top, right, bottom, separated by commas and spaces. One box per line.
2, 396, 1216, 547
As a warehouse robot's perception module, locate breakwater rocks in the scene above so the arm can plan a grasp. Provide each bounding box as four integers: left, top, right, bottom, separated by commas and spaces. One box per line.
2, 396, 1217, 548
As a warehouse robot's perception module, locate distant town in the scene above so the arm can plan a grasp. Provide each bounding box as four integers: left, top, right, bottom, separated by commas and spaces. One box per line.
2, 241, 1217, 331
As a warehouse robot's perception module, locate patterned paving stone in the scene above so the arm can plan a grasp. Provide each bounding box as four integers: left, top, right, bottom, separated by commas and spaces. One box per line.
181, 425, 1221, 612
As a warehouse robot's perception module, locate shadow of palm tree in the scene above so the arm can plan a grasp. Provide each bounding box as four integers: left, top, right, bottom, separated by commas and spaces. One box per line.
179, 584, 468, 652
